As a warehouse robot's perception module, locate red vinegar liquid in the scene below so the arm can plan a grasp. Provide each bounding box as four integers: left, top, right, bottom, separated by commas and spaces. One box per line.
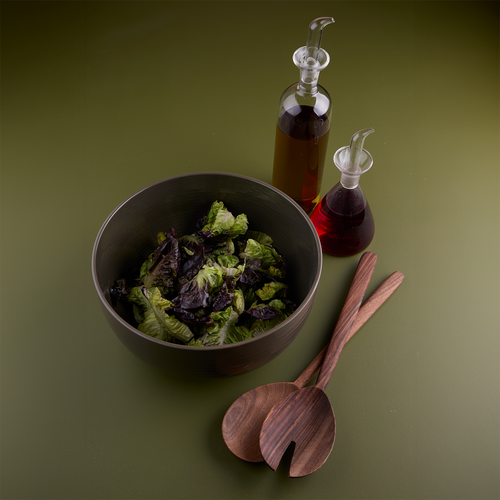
310, 183, 374, 257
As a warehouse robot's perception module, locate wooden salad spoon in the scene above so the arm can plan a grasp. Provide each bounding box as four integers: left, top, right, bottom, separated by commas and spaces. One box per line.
259, 251, 377, 477
221, 268, 404, 464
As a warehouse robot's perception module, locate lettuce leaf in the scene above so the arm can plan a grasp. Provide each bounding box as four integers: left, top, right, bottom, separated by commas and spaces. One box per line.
240, 239, 284, 269
232, 288, 245, 315
212, 281, 234, 312
255, 282, 288, 301
244, 230, 273, 246
128, 287, 194, 343
196, 265, 224, 293
189, 306, 238, 346
140, 230, 181, 294
200, 201, 248, 238
217, 254, 240, 269
173, 264, 223, 309
178, 236, 205, 284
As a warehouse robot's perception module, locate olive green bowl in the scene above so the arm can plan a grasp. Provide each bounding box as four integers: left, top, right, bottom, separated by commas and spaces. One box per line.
91, 172, 322, 379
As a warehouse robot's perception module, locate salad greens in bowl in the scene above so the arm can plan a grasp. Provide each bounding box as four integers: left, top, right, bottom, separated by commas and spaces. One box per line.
92, 172, 322, 379
112, 200, 297, 347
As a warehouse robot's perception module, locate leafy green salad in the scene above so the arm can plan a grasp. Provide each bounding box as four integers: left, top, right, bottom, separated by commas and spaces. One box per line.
111, 201, 296, 346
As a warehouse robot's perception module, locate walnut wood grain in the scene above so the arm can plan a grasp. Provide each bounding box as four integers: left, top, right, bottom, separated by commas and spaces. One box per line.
221, 268, 404, 464
293, 270, 404, 388
222, 271, 404, 462
259, 252, 377, 477
315, 252, 378, 391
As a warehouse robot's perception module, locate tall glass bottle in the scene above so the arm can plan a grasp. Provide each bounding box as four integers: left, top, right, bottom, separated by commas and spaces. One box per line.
272, 17, 334, 214
310, 128, 375, 257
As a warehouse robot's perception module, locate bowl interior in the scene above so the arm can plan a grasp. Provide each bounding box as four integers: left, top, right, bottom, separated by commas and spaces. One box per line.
93, 172, 322, 346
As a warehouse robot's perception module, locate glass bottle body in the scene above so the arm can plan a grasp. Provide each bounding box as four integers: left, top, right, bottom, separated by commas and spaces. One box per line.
310, 182, 374, 257
272, 84, 331, 214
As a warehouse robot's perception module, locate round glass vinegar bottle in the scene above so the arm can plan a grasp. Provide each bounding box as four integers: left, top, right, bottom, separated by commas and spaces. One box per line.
272, 17, 334, 214
310, 128, 375, 257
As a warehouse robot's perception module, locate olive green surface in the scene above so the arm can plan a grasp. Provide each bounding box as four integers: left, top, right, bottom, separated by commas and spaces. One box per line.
1, 2, 498, 499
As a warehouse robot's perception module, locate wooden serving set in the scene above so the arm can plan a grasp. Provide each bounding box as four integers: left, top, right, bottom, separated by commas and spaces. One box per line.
222, 252, 404, 477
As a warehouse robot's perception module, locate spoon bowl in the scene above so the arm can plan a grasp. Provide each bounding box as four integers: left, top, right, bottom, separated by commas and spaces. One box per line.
259, 252, 377, 477
222, 382, 298, 462
260, 386, 336, 474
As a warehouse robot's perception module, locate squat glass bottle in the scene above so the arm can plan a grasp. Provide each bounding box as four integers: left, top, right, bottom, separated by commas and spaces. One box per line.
311, 128, 375, 257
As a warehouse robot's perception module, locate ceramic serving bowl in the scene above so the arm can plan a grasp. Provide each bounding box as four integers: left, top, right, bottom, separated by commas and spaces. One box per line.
91, 172, 322, 379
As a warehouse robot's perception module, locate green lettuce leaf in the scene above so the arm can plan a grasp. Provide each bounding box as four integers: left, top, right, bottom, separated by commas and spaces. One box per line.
217, 254, 240, 269
255, 282, 288, 301
201, 201, 248, 238
232, 288, 245, 315
268, 299, 287, 310
128, 287, 194, 343
207, 239, 235, 259
196, 265, 224, 293
245, 230, 273, 246
262, 265, 285, 279
240, 239, 284, 269
248, 317, 284, 336
191, 306, 239, 346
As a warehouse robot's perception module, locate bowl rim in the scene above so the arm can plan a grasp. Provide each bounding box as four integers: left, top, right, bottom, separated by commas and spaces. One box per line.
91, 171, 323, 351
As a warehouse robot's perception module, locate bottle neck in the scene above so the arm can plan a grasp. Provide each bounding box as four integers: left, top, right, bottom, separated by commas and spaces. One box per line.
293, 47, 329, 97
340, 172, 361, 189
298, 69, 320, 95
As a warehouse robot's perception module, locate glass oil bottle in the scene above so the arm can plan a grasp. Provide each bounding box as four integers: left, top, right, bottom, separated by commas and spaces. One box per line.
271, 17, 334, 214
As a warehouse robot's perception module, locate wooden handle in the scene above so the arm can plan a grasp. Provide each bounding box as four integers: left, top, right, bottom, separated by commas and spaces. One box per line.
293, 271, 404, 389
315, 252, 377, 391
350, 271, 404, 340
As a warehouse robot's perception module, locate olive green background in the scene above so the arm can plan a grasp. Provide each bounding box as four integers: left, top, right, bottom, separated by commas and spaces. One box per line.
1, 1, 498, 499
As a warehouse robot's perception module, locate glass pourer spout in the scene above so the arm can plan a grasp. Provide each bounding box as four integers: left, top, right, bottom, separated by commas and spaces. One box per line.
293, 17, 334, 93
336, 128, 375, 189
